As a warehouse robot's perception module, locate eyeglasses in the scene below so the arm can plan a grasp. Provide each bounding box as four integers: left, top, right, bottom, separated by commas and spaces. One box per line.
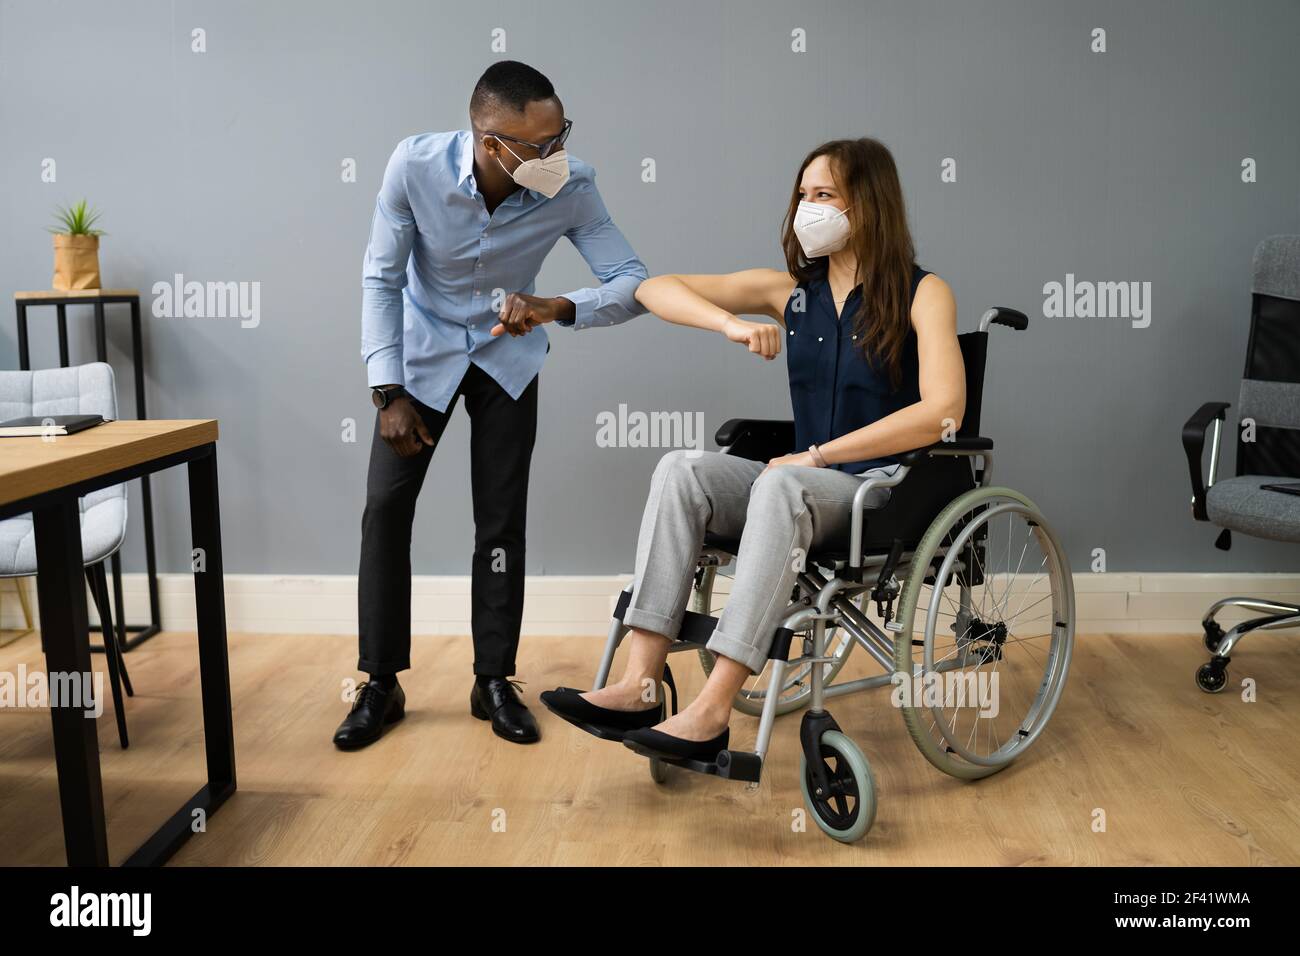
485, 118, 573, 160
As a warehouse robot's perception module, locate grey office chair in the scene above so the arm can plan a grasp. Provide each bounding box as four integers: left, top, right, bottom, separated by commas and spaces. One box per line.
1184, 235, 1300, 692
0, 362, 133, 745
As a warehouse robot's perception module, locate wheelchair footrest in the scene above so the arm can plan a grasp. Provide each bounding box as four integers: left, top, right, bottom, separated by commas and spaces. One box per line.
624, 740, 764, 783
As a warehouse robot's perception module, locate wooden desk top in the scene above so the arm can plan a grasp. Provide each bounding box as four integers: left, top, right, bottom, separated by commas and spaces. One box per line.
15, 289, 140, 302
0, 419, 217, 506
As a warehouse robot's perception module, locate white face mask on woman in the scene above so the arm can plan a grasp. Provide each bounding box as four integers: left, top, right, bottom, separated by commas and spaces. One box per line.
494, 140, 570, 199
793, 200, 853, 258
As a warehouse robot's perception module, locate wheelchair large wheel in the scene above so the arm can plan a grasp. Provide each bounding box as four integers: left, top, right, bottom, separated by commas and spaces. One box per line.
893, 487, 1074, 781
799, 730, 877, 843
693, 565, 854, 717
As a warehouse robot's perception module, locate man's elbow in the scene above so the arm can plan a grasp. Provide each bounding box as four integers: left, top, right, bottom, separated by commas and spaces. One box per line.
634, 273, 676, 307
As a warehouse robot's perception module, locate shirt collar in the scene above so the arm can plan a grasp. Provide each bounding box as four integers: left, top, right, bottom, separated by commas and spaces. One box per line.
456, 130, 539, 205
456, 130, 475, 187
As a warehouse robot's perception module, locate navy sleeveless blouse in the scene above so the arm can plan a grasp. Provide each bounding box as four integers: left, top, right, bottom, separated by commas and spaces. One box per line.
784, 264, 930, 473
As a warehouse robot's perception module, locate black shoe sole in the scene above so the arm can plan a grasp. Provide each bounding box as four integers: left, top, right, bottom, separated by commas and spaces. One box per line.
332, 705, 405, 752
543, 700, 636, 742
540, 689, 663, 743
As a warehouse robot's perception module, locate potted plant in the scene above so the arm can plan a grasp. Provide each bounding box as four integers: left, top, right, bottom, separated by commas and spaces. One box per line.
49, 199, 104, 291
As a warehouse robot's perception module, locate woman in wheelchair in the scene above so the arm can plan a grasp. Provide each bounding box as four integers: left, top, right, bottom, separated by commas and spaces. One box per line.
542, 137, 966, 762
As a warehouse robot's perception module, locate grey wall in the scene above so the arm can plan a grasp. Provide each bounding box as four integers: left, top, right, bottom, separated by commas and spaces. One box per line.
2, 0, 1298, 576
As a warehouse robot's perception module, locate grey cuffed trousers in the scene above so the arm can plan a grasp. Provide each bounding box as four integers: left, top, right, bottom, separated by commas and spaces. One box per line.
622, 450, 897, 674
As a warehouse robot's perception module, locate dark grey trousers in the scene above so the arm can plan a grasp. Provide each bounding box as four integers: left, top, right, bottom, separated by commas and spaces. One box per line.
357, 363, 538, 677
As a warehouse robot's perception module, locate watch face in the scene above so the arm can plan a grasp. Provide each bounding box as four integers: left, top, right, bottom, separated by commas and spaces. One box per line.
372, 388, 386, 409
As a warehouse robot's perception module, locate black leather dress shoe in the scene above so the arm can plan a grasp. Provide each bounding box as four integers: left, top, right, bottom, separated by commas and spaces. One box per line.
333, 679, 405, 751
623, 725, 730, 763
540, 687, 662, 741
471, 677, 540, 744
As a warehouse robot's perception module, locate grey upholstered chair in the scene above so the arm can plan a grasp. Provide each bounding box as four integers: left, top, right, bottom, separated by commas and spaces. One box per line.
1184, 235, 1300, 692
0, 362, 133, 745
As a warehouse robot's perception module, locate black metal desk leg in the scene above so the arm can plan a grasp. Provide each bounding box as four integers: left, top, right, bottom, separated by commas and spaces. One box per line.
16, 302, 30, 370
57, 303, 69, 367
93, 301, 107, 362
33, 501, 110, 867
130, 298, 147, 418
130, 296, 163, 647
188, 447, 236, 790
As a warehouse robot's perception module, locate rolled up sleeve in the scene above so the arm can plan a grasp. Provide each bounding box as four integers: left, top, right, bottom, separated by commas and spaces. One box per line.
557, 176, 648, 330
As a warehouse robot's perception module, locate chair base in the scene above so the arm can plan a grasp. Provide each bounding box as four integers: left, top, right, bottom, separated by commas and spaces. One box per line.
1197, 596, 1300, 693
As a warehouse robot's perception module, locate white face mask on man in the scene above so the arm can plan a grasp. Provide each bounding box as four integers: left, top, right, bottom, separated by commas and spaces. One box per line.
494, 139, 570, 199
792, 200, 853, 258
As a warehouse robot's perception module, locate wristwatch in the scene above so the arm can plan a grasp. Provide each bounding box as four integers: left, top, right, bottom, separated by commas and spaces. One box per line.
371, 385, 408, 409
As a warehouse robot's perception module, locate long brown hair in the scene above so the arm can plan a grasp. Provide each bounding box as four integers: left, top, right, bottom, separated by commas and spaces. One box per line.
781, 138, 917, 388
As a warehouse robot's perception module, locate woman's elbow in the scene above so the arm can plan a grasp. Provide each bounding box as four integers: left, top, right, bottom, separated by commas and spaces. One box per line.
943, 400, 965, 437
928, 396, 964, 440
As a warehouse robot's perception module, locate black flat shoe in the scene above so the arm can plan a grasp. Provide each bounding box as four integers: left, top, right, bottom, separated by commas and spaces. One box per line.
333, 679, 405, 751
541, 665, 678, 742
623, 725, 730, 763
471, 677, 540, 744
540, 687, 663, 740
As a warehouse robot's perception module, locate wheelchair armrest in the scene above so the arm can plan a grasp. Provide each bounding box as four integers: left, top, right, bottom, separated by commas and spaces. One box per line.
896, 436, 994, 467
715, 418, 796, 462
1182, 401, 1230, 522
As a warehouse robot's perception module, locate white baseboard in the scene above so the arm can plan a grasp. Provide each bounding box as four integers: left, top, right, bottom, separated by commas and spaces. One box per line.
2, 572, 1299, 637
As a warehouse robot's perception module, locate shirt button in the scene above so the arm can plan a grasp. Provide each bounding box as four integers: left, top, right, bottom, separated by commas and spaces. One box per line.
788, 330, 794, 336
818, 336, 824, 342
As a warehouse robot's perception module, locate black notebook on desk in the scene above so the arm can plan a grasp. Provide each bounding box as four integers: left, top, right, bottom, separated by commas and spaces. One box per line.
0, 414, 106, 437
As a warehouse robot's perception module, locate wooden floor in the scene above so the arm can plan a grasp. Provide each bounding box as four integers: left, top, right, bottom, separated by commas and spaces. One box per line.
1, 626, 1298, 866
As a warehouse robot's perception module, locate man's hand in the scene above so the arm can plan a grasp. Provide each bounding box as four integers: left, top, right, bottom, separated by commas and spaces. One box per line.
763, 450, 816, 473
490, 293, 575, 337
379, 397, 435, 458
722, 316, 782, 360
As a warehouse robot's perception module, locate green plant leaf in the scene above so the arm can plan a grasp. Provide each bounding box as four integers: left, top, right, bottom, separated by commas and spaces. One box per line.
50, 198, 104, 236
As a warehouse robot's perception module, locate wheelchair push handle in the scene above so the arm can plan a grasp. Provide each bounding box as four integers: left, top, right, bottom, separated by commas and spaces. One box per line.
979, 307, 1029, 332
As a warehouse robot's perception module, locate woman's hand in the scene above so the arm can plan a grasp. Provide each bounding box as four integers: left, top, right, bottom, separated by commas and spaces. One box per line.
763, 450, 817, 473
721, 316, 782, 360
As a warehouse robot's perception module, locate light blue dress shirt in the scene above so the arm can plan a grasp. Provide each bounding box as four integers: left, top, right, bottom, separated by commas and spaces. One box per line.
361, 130, 648, 412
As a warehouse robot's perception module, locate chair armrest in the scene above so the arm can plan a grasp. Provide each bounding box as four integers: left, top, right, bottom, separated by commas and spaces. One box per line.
715, 418, 796, 462
1182, 401, 1230, 521
896, 436, 994, 468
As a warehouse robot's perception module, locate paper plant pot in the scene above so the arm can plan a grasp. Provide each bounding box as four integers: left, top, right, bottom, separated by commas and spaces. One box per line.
52, 233, 101, 290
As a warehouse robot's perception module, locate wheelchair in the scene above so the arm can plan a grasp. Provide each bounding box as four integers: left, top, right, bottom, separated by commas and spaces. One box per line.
588, 307, 1076, 843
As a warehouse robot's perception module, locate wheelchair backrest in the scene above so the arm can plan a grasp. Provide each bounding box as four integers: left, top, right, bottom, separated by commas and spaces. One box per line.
1236, 235, 1300, 480
957, 330, 988, 439
858, 330, 990, 553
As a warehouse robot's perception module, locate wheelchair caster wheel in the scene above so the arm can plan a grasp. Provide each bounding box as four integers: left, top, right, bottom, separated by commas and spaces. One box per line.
649, 757, 668, 784
1203, 621, 1225, 653
799, 730, 876, 843
1196, 660, 1229, 694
